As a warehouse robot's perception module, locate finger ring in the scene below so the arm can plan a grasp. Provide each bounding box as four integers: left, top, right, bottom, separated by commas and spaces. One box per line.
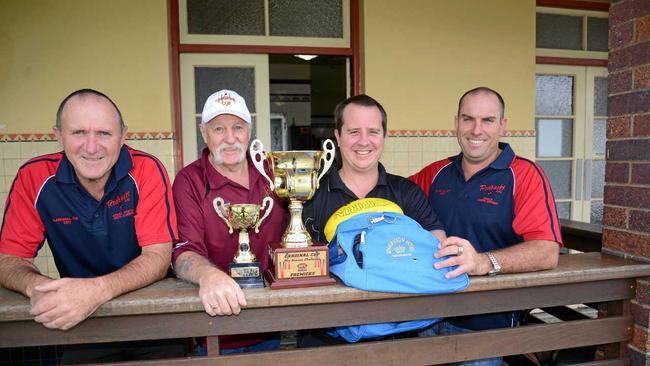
457, 245, 464, 256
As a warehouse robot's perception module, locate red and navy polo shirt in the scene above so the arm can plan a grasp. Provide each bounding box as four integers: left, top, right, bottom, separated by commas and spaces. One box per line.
0, 145, 177, 278
410, 142, 562, 329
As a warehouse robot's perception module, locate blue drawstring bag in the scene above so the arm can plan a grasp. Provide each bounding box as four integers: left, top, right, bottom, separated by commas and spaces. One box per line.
327, 211, 469, 342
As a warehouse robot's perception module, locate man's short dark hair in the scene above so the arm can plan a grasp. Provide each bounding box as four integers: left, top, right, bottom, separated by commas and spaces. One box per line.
334, 94, 388, 136
457, 87, 505, 120
56, 89, 125, 130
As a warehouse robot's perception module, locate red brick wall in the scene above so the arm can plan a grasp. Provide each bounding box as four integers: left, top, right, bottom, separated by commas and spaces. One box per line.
606, 1, 650, 365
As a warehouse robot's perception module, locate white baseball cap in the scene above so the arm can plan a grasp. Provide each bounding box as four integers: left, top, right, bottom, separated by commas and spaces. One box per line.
201, 89, 251, 124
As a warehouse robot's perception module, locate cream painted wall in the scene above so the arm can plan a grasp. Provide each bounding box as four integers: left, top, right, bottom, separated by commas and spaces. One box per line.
363, 0, 536, 131
0, 0, 172, 134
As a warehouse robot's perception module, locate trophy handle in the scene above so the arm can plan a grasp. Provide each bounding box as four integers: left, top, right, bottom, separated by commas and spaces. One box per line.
213, 197, 234, 234
316, 139, 336, 188
255, 196, 274, 233
250, 139, 274, 191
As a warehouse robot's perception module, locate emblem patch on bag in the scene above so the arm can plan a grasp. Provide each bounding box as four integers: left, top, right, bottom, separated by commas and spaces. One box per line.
386, 237, 415, 257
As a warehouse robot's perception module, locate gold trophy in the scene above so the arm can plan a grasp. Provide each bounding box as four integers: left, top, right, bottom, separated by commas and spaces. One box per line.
250, 139, 337, 289
213, 196, 273, 288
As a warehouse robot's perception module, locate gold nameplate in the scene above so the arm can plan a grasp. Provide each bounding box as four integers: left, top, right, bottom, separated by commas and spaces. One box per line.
275, 249, 327, 279
230, 266, 261, 278
265, 244, 336, 289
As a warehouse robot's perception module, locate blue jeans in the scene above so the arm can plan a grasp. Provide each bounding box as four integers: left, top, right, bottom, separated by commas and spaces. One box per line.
418, 321, 503, 366
218, 337, 281, 355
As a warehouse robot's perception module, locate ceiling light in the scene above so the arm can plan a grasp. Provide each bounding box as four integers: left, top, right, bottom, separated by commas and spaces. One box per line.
294, 54, 318, 61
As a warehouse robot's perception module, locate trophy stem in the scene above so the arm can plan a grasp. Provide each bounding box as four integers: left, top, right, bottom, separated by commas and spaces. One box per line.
233, 230, 257, 263
281, 199, 312, 248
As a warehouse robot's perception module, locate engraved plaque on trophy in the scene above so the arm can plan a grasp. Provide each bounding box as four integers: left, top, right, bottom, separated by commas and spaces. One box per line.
250, 139, 337, 289
213, 196, 273, 288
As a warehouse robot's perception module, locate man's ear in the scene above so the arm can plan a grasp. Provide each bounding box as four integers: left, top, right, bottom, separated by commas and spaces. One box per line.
499, 117, 508, 136
53, 126, 63, 147
199, 124, 209, 145
120, 125, 128, 146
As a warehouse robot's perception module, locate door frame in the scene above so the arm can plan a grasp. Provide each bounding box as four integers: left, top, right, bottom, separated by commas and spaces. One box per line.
180, 53, 270, 166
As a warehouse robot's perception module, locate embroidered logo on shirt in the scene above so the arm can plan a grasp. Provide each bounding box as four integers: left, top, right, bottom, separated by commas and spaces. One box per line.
52, 216, 79, 225
479, 184, 506, 194
435, 188, 452, 196
112, 209, 134, 220
477, 197, 499, 206
107, 191, 131, 208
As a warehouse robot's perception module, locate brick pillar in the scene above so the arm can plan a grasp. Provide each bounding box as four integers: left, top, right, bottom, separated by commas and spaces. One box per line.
605, 1, 650, 365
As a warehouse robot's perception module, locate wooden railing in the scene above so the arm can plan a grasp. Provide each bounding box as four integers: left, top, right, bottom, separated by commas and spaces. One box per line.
1, 252, 649, 365
561, 219, 603, 252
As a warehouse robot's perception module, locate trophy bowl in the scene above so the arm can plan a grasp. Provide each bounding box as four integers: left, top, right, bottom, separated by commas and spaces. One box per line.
250, 139, 335, 248
250, 139, 337, 289
213, 196, 273, 288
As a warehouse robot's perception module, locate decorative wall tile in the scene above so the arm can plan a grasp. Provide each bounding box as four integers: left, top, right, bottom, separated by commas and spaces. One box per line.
3, 142, 21, 159
386, 129, 535, 138
382, 135, 536, 177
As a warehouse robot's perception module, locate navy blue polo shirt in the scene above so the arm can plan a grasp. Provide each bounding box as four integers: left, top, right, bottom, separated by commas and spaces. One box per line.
411, 143, 562, 330
0, 146, 177, 278
303, 163, 445, 245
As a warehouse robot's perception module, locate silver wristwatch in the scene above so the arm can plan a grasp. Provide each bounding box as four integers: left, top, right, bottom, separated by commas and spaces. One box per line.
485, 251, 501, 276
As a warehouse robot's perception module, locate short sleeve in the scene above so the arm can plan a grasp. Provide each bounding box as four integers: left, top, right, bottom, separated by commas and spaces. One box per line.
131, 155, 178, 247
0, 166, 47, 258
512, 160, 563, 245
171, 169, 210, 264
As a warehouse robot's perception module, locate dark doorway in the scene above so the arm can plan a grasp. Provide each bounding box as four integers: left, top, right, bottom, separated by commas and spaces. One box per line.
269, 55, 348, 151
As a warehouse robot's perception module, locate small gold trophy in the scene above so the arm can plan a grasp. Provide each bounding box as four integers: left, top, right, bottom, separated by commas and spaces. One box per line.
250, 139, 337, 289
213, 196, 273, 288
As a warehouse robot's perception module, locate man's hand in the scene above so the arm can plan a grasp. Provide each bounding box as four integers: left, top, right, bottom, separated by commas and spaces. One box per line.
434, 236, 491, 278
198, 269, 247, 316
29, 278, 110, 330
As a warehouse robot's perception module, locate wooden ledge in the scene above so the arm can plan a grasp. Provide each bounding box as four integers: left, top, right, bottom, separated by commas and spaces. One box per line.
1, 253, 649, 322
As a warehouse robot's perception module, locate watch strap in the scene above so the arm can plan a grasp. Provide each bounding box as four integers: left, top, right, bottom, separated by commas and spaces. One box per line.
485, 251, 501, 276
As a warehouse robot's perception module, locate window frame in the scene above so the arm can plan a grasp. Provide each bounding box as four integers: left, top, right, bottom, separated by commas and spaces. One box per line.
536, 6, 608, 61
179, 0, 351, 48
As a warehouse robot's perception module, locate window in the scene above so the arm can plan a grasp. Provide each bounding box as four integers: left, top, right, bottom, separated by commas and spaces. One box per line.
536, 7, 608, 60
180, 0, 350, 47
536, 65, 607, 224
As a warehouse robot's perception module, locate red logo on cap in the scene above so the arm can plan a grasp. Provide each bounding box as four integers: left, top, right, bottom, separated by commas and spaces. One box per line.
217, 93, 236, 106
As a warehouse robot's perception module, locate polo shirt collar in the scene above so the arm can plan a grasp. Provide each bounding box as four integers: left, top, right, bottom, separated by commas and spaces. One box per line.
327, 163, 389, 192
452, 142, 515, 173
201, 147, 259, 190
55, 145, 132, 184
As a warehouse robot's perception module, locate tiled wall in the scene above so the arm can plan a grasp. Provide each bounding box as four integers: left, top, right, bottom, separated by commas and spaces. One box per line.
0, 135, 176, 279
1, 132, 535, 279
381, 134, 536, 177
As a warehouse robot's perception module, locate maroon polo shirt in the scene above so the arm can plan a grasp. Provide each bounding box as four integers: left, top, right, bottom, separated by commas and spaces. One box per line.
172, 148, 287, 349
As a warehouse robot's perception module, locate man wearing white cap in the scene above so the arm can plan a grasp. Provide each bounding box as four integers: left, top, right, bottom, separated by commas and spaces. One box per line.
172, 89, 287, 353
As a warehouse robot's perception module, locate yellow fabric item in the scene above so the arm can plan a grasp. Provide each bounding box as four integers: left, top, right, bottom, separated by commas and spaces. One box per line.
323, 198, 403, 242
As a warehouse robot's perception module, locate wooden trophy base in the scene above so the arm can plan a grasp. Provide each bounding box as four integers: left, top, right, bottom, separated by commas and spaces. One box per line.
265, 242, 336, 290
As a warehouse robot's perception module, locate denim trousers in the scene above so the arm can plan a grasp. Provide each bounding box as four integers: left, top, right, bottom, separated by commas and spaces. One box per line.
418, 321, 503, 366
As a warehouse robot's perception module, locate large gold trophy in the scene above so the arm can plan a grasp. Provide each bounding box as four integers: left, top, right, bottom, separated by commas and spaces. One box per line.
213, 196, 273, 288
250, 139, 337, 289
